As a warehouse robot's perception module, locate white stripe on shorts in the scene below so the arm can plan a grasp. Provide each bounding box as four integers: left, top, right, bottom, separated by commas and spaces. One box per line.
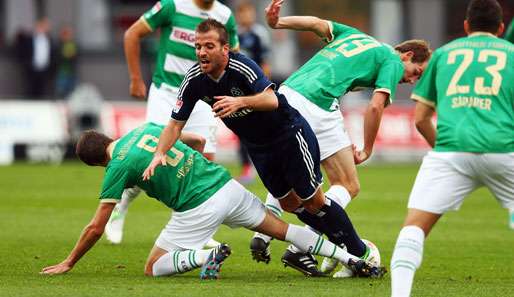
295, 131, 317, 190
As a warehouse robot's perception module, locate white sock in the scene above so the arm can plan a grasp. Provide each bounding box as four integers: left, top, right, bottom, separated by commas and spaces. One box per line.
285, 224, 359, 264
204, 238, 221, 249
391, 225, 425, 297
288, 225, 321, 253
152, 249, 212, 276
254, 193, 283, 242
325, 185, 352, 209
117, 187, 141, 214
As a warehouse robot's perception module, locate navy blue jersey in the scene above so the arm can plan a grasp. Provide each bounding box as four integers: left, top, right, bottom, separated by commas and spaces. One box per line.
172, 52, 300, 147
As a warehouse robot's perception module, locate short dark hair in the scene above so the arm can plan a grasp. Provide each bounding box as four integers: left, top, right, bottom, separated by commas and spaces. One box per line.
76, 130, 113, 166
395, 40, 432, 64
466, 0, 503, 33
196, 19, 228, 45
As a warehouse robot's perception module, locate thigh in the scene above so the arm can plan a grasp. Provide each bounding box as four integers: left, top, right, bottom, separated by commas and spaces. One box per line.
146, 84, 176, 125
248, 148, 291, 198
285, 122, 323, 200
408, 152, 479, 214
220, 180, 267, 229
478, 153, 514, 209
155, 200, 223, 251
280, 85, 351, 161
322, 146, 358, 187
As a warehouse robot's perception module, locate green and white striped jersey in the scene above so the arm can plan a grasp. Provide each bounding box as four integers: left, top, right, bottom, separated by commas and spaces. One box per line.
142, 0, 239, 88
412, 33, 514, 153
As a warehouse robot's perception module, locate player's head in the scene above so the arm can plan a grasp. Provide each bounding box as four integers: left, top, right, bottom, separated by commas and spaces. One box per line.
76, 130, 114, 167
236, 1, 257, 28
394, 40, 431, 84
195, 19, 230, 76
464, 0, 504, 36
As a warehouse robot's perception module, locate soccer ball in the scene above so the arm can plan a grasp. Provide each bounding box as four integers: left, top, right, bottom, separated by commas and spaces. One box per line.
362, 239, 381, 267
332, 238, 381, 278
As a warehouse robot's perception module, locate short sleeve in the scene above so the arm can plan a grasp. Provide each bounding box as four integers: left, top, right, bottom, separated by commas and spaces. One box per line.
326, 21, 355, 42
99, 165, 130, 202
226, 14, 240, 50
142, 0, 175, 31
411, 50, 440, 108
374, 59, 405, 104
172, 68, 200, 121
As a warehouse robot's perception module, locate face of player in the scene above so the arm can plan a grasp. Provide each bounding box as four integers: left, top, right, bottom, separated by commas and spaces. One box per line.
400, 54, 428, 84
195, 30, 229, 78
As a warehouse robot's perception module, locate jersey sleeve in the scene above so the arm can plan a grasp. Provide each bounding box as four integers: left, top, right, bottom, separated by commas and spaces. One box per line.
99, 165, 130, 202
141, 0, 175, 31
374, 59, 405, 104
172, 69, 200, 121
226, 14, 240, 50
411, 50, 440, 108
325, 21, 355, 42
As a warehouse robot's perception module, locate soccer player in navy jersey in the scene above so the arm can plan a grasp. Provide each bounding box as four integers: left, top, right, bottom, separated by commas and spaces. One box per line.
142, 19, 382, 277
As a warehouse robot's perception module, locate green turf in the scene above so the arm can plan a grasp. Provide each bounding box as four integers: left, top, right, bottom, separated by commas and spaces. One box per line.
1, 162, 513, 297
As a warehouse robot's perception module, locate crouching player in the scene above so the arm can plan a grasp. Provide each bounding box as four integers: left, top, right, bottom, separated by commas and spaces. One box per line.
41, 123, 383, 279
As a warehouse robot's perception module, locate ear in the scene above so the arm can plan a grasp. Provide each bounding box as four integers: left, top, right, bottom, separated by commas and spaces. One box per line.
496, 22, 505, 37
464, 20, 471, 35
223, 43, 230, 55
400, 51, 414, 62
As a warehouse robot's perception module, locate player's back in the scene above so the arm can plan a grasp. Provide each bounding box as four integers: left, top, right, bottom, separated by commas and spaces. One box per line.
416, 33, 514, 153
104, 123, 231, 211
284, 22, 404, 111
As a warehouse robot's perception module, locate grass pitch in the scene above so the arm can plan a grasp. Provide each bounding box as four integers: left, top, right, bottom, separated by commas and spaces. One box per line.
1, 162, 513, 297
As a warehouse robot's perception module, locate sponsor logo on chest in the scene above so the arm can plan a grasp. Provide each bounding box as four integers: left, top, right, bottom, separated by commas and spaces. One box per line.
170, 27, 196, 47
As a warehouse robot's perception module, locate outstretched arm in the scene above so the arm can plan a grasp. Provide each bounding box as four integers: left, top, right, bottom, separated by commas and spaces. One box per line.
41, 202, 115, 275
142, 119, 186, 180
265, 0, 331, 39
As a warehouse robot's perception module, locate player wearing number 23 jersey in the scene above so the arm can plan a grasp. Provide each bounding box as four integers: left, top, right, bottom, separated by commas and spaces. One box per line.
391, 2, 514, 296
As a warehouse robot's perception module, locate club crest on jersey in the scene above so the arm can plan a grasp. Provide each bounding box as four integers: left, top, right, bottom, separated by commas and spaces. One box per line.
201, 96, 212, 103
173, 100, 183, 113
230, 87, 244, 97
170, 27, 196, 47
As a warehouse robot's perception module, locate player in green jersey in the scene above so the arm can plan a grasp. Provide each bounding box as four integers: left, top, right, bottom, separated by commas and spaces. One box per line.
40, 123, 384, 279
106, 0, 240, 245
249, 0, 431, 278
504, 18, 514, 43
390, 1, 514, 296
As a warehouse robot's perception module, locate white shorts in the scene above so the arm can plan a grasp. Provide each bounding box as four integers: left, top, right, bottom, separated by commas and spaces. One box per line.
279, 85, 351, 161
146, 83, 217, 154
155, 179, 267, 251
408, 151, 514, 214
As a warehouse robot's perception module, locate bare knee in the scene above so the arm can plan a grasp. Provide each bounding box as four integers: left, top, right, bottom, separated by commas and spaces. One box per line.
279, 196, 302, 212
302, 195, 326, 213
346, 180, 360, 198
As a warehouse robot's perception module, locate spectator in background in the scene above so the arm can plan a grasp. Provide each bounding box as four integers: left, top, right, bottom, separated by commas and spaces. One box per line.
15, 17, 55, 99
56, 25, 78, 98
236, 1, 272, 184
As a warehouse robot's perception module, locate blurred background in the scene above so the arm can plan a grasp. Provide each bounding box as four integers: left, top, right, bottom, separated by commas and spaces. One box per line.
0, 0, 513, 166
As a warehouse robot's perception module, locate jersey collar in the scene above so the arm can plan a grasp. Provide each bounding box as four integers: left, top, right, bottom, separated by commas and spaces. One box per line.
468, 32, 497, 38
